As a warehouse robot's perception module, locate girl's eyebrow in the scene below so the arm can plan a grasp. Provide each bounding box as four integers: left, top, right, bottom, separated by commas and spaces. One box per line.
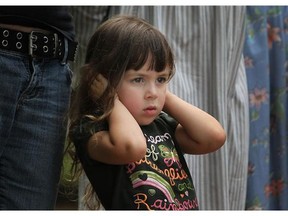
157, 70, 170, 76
126, 70, 170, 77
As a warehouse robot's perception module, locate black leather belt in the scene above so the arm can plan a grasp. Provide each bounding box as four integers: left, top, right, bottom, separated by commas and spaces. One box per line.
0, 27, 78, 62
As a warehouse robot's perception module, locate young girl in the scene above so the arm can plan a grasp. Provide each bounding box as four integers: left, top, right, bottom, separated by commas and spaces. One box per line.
68, 15, 226, 210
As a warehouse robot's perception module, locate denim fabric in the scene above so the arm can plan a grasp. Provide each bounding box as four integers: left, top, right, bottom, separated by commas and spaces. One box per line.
0, 49, 72, 209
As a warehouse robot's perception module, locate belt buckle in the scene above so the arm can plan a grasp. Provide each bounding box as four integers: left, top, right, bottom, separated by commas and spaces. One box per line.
29, 31, 38, 57
29, 31, 58, 58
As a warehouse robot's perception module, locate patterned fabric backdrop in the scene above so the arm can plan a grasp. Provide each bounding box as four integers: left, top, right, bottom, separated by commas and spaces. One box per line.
243, 6, 288, 210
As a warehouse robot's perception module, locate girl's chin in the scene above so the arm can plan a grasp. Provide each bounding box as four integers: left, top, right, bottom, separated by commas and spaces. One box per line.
137, 118, 155, 126
136, 111, 161, 126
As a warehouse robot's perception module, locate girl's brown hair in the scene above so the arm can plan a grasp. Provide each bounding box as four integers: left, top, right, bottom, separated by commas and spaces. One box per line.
67, 15, 175, 209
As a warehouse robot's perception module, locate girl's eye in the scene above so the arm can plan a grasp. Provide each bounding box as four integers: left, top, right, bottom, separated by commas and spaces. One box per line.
157, 77, 168, 83
132, 77, 144, 83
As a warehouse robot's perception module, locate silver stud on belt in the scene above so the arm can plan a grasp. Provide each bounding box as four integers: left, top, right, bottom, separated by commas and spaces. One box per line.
2, 29, 9, 47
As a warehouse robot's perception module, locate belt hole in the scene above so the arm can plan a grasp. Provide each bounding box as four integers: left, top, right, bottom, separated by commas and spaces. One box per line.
44, 36, 48, 43
16, 42, 22, 49
3, 30, 9, 37
43, 46, 48, 53
17, 32, 23, 40
2, 40, 8, 47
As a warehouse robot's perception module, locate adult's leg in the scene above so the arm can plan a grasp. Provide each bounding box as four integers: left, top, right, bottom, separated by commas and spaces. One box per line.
0, 51, 72, 209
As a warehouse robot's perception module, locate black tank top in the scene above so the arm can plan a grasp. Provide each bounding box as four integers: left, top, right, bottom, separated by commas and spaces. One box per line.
0, 6, 75, 41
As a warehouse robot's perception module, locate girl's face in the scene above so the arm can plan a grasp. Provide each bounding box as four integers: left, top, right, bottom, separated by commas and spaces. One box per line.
117, 60, 170, 126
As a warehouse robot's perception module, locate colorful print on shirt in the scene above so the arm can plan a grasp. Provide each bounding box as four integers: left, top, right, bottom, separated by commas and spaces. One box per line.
125, 131, 199, 210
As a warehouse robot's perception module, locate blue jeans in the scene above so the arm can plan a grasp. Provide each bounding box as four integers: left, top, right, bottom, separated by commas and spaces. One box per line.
0, 49, 72, 209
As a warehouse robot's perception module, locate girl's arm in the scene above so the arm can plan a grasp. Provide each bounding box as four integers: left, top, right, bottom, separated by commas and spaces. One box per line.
163, 91, 226, 154
87, 99, 147, 165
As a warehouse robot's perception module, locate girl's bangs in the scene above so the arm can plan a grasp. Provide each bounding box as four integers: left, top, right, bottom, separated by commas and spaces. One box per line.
127, 29, 174, 73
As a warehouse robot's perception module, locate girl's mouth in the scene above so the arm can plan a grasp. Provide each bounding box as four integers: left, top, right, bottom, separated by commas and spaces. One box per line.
144, 106, 157, 116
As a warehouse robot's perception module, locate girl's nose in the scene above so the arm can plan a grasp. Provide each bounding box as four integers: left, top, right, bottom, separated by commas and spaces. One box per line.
144, 83, 158, 99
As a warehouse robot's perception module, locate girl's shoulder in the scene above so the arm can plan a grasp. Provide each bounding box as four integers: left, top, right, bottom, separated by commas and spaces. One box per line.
155, 112, 178, 130
70, 115, 108, 145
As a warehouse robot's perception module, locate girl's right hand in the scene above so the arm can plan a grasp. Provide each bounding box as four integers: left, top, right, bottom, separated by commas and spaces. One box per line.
90, 73, 108, 99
